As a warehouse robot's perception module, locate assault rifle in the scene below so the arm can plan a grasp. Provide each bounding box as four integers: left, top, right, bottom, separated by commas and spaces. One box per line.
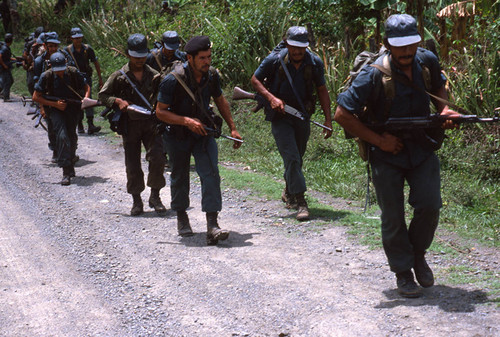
365, 112, 499, 132
232, 86, 332, 132
100, 104, 154, 118
23, 95, 102, 110
31, 108, 47, 132
204, 126, 244, 143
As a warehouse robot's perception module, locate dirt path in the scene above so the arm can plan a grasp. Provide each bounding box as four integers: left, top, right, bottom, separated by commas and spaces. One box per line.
0, 99, 498, 336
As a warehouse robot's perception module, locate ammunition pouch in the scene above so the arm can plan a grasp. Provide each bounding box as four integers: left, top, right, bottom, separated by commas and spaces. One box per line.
107, 108, 128, 135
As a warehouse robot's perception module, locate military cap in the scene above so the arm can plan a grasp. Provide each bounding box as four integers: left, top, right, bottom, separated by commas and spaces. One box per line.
4, 33, 13, 43
286, 26, 309, 48
184, 35, 211, 55
127, 33, 149, 58
34, 26, 44, 38
45, 32, 61, 44
162, 31, 180, 50
36, 32, 46, 44
385, 14, 422, 47
70, 27, 84, 39
50, 52, 67, 72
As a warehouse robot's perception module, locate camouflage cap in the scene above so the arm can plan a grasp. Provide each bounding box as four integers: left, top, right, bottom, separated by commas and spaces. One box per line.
286, 26, 309, 48
45, 32, 61, 44
70, 27, 84, 39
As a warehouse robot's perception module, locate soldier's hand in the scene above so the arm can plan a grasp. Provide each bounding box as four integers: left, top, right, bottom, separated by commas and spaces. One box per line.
231, 130, 242, 149
378, 132, 403, 155
115, 98, 130, 111
40, 106, 46, 118
440, 108, 461, 130
54, 100, 67, 111
186, 118, 207, 136
323, 120, 333, 139
270, 96, 285, 114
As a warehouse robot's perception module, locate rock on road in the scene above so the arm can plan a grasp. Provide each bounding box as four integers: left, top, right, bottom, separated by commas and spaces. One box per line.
0, 98, 498, 336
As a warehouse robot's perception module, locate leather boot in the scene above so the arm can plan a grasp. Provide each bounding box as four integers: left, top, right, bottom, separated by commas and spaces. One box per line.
87, 116, 101, 135
61, 167, 71, 186
414, 252, 434, 288
295, 193, 310, 221
206, 212, 229, 245
148, 189, 167, 214
281, 185, 298, 209
396, 270, 421, 298
130, 194, 143, 216
77, 120, 85, 134
177, 211, 193, 237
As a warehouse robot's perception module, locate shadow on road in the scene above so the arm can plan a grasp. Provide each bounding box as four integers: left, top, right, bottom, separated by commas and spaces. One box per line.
376, 285, 493, 313
157, 231, 256, 248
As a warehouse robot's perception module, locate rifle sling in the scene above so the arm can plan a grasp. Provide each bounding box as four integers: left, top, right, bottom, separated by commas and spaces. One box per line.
171, 70, 218, 129
119, 69, 153, 110
278, 52, 308, 119
371, 63, 471, 115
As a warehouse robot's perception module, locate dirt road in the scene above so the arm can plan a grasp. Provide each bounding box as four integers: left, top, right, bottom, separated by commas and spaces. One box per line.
0, 99, 498, 336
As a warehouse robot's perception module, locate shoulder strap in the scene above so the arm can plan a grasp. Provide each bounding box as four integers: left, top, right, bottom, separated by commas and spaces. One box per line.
278, 50, 308, 118
119, 69, 152, 110
66, 44, 80, 71
153, 50, 163, 71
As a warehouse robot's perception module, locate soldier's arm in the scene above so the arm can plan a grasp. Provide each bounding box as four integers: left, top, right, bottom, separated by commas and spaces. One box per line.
334, 104, 403, 154
250, 74, 285, 113
213, 94, 242, 149
156, 101, 207, 136
98, 72, 128, 110
317, 84, 333, 139
93, 60, 103, 89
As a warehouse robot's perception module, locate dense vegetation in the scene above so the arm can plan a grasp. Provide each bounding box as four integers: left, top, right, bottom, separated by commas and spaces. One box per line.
8, 0, 499, 244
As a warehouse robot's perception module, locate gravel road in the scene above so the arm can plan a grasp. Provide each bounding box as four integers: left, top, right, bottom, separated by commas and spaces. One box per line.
0, 98, 498, 336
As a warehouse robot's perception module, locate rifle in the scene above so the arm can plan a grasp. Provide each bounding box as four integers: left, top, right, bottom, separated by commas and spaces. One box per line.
366, 112, 499, 132
204, 126, 244, 143
27, 95, 102, 110
232, 86, 332, 131
31, 107, 47, 132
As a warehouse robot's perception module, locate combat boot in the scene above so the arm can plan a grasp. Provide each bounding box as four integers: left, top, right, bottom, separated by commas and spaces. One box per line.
396, 270, 421, 298
177, 211, 193, 237
77, 120, 85, 134
206, 212, 229, 246
87, 116, 101, 135
61, 167, 71, 186
295, 193, 310, 221
130, 194, 143, 216
148, 188, 167, 214
281, 186, 298, 209
414, 252, 434, 288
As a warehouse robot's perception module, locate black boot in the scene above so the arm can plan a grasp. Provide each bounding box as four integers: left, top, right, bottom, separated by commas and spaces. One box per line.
206, 212, 229, 245
87, 116, 101, 135
77, 120, 85, 134
281, 185, 297, 209
414, 252, 434, 288
177, 211, 193, 237
396, 270, 421, 298
148, 189, 167, 214
61, 167, 71, 186
130, 194, 143, 216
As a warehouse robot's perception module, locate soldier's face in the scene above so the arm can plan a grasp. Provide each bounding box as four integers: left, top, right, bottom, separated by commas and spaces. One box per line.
128, 55, 147, 69
72, 37, 83, 46
287, 45, 307, 64
189, 50, 212, 74
162, 47, 175, 59
389, 43, 418, 69
46, 43, 59, 56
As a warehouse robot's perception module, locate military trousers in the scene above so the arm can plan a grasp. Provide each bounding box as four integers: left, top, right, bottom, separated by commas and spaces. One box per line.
49, 108, 79, 168
271, 115, 311, 195
122, 118, 166, 195
165, 132, 221, 213
371, 153, 442, 273
0, 69, 13, 100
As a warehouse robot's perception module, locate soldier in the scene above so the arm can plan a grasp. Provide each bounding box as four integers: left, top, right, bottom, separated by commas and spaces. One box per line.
156, 35, 242, 245
0, 33, 15, 102
65, 27, 103, 135
250, 26, 333, 221
33, 52, 90, 185
334, 14, 460, 297
146, 31, 186, 75
146, 30, 187, 167
99, 34, 167, 216
22, 27, 44, 96
33, 31, 75, 163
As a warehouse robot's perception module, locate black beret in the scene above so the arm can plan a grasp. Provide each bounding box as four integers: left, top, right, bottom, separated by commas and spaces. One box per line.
184, 35, 211, 55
